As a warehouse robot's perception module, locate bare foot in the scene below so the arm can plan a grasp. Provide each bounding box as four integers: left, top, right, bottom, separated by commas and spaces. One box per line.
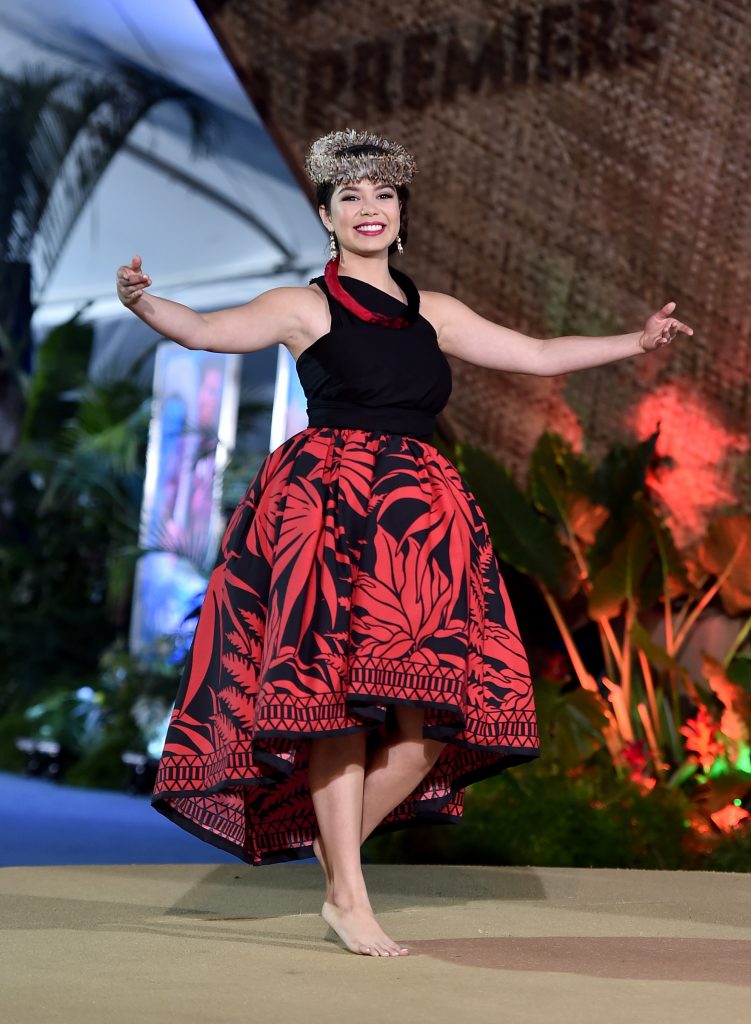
322, 899, 409, 957
312, 834, 333, 901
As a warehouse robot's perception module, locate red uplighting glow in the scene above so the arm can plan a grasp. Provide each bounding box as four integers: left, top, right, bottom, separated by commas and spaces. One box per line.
627, 382, 748, 549
709, 803, 751, 833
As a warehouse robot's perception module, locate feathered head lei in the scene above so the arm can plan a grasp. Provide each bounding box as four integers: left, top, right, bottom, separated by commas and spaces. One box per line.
304, 128, 417, 187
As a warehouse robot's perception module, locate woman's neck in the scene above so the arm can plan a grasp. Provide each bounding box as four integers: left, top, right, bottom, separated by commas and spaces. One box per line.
336, 250, 401, 297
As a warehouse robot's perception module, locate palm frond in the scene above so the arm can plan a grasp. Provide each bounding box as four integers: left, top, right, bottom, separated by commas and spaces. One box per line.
0, 65, 68, 258
0, 61, 214, 281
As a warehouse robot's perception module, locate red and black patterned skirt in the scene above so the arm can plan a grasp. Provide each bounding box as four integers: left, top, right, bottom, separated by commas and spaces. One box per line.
151, 426, 540, 864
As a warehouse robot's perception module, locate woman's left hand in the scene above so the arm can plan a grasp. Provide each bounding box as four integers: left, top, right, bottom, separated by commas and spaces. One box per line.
639, 301, 694, 351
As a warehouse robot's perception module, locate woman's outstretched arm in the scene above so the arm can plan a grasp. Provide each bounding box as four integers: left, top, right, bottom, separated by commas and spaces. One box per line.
423, 291, 694, 376
115, 254, 313, 354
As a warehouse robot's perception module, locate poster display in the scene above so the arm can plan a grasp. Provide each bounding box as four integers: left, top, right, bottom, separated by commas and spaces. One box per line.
130, 342, 241, 660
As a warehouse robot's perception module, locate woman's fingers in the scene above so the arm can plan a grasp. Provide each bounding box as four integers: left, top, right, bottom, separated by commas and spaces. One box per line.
116, 258, 151, 305
117, 266, 151, 286
657, 305, 692, 334
117, 262, 149, 281
665, 318, 692, 337
658, 318, 693, 345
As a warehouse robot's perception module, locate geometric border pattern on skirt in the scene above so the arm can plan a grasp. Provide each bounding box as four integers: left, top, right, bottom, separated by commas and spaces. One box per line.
152, 426, 540, 865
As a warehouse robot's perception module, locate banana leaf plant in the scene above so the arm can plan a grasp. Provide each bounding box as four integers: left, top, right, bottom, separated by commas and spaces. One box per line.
455, 431, 751, 839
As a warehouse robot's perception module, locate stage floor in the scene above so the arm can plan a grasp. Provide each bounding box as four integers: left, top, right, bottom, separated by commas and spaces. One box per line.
0, 861, 748, 1023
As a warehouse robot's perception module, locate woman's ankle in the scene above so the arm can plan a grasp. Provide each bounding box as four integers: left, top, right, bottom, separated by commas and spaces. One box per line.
328, 883, 372, 912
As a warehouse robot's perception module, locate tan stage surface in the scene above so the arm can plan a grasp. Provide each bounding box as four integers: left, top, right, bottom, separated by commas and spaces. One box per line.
1, 862, 749, 1023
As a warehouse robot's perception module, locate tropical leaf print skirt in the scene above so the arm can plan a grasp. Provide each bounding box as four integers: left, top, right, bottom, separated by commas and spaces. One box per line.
151, 426, 540, 865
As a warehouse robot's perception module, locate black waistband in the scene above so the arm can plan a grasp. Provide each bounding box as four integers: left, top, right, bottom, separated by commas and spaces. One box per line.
306, 400, 436, 441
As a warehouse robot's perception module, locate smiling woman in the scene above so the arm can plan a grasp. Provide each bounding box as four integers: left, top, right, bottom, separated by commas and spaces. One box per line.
317, 176, 410, 262
116, 125, 692, 960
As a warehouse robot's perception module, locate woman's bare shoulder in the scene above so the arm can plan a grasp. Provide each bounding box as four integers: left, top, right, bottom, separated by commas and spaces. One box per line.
275, 280, 330, 359
262, 281, 326, 313
418, 289, 459, 344
419, 289, 460, 309
303, 279, 330, 329
260, 281, 328, 328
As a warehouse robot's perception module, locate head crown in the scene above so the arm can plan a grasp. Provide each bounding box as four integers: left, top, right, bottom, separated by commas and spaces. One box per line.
304, 128, 417, 187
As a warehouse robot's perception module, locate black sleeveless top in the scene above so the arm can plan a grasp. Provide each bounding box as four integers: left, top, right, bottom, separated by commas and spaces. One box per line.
295, 270, 453, 442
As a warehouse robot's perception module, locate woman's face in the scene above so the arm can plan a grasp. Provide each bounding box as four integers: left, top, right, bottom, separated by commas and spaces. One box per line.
319, 178, 401, 256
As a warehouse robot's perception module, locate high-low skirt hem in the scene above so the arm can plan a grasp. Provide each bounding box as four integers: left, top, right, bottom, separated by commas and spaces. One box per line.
151, 723, 539, 868
150, 425, 540, 866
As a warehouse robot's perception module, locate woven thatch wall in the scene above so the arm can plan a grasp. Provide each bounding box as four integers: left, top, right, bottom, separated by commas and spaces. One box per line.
197, 0, 751, 547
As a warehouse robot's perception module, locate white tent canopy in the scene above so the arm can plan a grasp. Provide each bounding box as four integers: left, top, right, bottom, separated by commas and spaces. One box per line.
0, 0, 327, 331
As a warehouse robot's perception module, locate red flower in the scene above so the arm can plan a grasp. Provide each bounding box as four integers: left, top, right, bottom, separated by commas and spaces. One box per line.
680, 706, 723, 773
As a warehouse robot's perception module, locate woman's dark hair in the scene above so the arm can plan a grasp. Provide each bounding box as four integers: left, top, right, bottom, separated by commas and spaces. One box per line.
316, 181, 410, 256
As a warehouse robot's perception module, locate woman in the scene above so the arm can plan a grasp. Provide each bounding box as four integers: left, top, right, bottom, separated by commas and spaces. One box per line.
116, 128, 693, 958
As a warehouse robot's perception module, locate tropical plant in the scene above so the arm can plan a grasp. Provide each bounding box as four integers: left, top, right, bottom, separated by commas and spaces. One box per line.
366, 759, 691, 870
0, 312, 273, 780
0, 58, 213, 449
367, 429, 751, 869
0, 54, 281, 787
0, 312, 153, 719
450, 430, 751, 855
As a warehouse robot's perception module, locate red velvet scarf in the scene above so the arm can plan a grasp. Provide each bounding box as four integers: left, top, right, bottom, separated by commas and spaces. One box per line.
323, 256, 419, 329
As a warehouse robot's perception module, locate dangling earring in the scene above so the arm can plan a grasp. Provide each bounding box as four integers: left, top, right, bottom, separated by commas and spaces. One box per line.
396, 235, 404, 256
329, 232, 338, 260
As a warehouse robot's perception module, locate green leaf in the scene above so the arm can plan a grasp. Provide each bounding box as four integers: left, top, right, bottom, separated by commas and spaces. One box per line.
642, 502, 690, 599
588, 518, 653, 619
585, 431, 660, 585
727, 657, 751, 691
528, 432, 594, 526
456, 441, 568, 589
666, 758, 698, 789
630, 620, 691, 681
534, 678, 609, 769
592, 430, 659, 516
697, 513, 751, 615
22, 311, 94, 442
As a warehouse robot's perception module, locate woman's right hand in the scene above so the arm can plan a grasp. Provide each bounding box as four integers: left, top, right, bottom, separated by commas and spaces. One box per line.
116, 255, 152, 307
